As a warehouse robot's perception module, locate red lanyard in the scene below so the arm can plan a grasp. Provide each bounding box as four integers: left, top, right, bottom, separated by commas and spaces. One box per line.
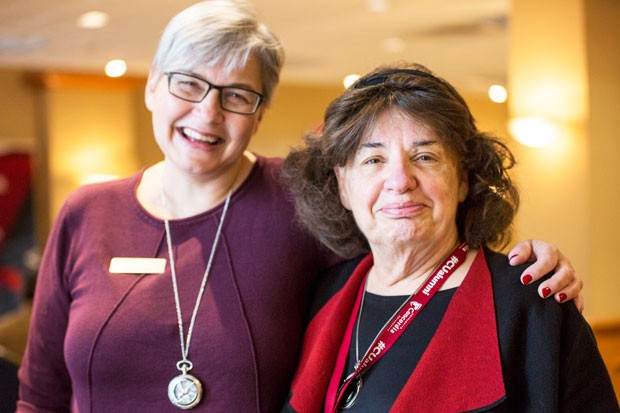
327, 242, 469, 412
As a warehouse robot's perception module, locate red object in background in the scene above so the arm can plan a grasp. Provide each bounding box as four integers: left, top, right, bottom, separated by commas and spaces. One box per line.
0, 267, 23, 294
0, 153, 31, 251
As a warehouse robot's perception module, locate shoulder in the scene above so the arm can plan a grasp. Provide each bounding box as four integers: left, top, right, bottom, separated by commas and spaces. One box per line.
64, 172, 139, 209
56, 172, 141, 228
237, 154, 286, 197
309, 254, 366, 317
483, 247, 537, 296
252, 153, 284, 178
483, 246, 582, 335
481, 250, 618, 411
483, 247, 527, 286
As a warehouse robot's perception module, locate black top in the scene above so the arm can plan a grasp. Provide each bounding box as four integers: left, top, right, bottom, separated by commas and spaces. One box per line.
283, 248, 619, 412
341, 289, 456, 412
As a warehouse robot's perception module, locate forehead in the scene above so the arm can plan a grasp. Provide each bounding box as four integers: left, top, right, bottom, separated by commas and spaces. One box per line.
359, 110, 437, 146
187, 55, 263, 91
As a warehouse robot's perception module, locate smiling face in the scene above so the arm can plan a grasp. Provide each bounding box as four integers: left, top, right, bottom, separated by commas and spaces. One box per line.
145, 56, 264, 180
335, 110, 468, 252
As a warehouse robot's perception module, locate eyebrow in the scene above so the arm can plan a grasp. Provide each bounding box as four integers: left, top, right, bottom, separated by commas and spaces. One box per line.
184, 71, 261, 93
358, 138, 439, 150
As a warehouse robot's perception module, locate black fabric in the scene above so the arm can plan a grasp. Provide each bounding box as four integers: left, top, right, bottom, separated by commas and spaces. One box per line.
340, 289, 456, 412
307, 255, 364, 323
484, 249, 619, 412
284, 248, 619, 412
0, 356, 18, 413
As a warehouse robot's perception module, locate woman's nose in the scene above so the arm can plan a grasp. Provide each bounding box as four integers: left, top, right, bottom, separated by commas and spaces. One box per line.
384, 160, 416, 193
194, 89, 225, 121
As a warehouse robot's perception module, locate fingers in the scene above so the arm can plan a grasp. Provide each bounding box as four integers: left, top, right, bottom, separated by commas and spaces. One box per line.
548, 275, 584, 310
508, 239, 584, 307
535, 258, 578, 295
511, 244, 563, 286
520, 259, 583, 307
507, 240, 534, 266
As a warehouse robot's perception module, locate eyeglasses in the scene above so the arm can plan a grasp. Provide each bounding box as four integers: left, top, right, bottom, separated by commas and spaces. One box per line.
165, 72, 263, 115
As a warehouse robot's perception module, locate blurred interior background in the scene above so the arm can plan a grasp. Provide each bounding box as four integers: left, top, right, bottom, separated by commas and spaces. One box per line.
0, 0, 618, 409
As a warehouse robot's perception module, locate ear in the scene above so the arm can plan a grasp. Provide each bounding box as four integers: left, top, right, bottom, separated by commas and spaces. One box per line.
457, 171, 469, 203
144, 68, 159, 112
334, 166, 352, 210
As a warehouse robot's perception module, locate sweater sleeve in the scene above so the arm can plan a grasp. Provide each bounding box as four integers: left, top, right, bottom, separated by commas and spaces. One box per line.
17, 201, 75, 412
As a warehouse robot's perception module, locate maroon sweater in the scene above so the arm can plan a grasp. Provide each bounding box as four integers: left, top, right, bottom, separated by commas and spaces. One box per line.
18, 156, 336, 412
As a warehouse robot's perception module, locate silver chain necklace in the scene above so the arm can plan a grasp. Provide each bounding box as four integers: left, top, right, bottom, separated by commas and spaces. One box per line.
164, 189, 232, 410
340, 277, 413, 410
340, 257, 449, 410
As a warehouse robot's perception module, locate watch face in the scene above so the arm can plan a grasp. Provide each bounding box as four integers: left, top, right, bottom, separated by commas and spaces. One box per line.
168, 374, 203, 410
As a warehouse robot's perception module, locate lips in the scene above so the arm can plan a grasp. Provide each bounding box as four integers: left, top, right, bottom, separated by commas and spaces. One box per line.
179, 127, 222, 144
379, 201, 426, 217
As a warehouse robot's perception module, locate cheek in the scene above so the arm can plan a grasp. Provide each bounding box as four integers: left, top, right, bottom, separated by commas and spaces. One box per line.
227, 115, 259, 141
349, 177, 380, 215
150, 97, 171, 122
426, 174, 461, 213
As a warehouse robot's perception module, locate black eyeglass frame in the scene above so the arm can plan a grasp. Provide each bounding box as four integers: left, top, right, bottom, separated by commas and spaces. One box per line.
165, 71, 264, 115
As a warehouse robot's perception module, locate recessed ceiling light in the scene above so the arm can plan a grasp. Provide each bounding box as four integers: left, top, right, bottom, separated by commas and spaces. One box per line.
488, 84, 508, 103
343, 74, 360, 89
366, 0, 389, 12
105, 59, 127, 77
77, 11, 109, 29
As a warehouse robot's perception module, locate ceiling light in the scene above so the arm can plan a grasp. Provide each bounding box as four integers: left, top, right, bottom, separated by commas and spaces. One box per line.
366, 0, 389, 12
105, 59, 127, 77
343, 74, 360, 89
77, 11, 109, 29
488, 84, 507, 103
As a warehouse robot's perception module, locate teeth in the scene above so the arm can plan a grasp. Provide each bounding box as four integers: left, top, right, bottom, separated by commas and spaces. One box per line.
182, 128, 219, 144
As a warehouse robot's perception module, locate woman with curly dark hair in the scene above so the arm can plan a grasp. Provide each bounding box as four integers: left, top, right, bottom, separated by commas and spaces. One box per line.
281, 63, 618, 412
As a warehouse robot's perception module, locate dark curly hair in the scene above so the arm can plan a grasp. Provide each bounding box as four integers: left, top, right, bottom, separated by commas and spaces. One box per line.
282, 62, 519, 258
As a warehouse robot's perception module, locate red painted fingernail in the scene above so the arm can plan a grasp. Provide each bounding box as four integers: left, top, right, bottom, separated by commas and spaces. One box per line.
559, 293, 567, 302
522, 274, 533, 285
509, 253, 519, 261
542, 287, 552, 298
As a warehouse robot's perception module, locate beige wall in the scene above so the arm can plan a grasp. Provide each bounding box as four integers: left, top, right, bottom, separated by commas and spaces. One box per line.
585, 0, 620, 325
0, 70, 37, 145
509, 0, 620, 322
46, 87, 141, 214
250, 83, 343, 157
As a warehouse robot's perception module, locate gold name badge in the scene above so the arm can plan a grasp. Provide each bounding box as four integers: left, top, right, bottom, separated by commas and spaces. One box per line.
109, 257, 167, 274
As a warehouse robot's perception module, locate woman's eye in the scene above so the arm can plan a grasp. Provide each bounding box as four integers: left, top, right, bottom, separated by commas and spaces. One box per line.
178, 80, 202, 91
363, 157, 381, 165
414, 154, 435, 162
223, 90, 251, 104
